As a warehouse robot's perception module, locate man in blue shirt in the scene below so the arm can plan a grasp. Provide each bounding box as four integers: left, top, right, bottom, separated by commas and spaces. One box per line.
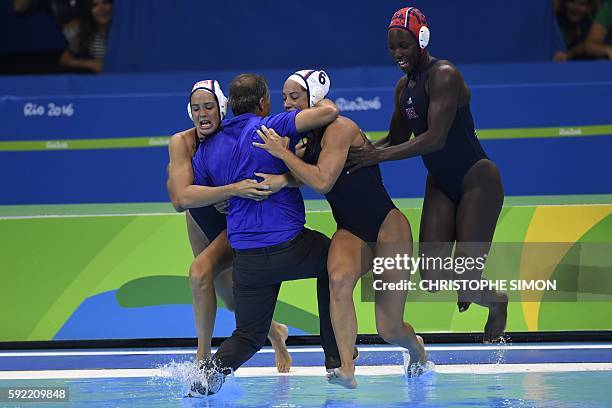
190, 74, 340, 395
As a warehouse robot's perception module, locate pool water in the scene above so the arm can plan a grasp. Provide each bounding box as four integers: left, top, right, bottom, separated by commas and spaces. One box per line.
2, 370, 611, 407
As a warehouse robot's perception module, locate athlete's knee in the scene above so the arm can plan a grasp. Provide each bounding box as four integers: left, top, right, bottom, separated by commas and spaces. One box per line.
328, 266, 357, 300
376, 320, 405, 344
189, 258, 215, 289
378, 210, 412, 243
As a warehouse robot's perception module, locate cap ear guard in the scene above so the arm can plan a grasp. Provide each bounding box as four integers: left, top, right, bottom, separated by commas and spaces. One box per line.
288, 69, 331, 107
187, 79, 228, 122
187, 102, 193, 121
418, 26, 430, 49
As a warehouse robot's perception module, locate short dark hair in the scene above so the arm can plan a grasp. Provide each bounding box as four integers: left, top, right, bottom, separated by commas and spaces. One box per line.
228, 74, 269, 116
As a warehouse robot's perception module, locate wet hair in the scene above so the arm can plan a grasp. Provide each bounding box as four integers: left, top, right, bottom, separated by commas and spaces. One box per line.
228, 74, 269, 116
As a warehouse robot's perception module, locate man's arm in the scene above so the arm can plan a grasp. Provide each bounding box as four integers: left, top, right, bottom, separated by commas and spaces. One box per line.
166, 133, 271, 212
255, 117, 354, 194
294, 99, 340, 133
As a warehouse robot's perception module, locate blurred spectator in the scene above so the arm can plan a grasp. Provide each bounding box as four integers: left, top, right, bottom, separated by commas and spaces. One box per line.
58, 0, 112, 73
585, 0, 612, 59
4, 0, 81, 74
553, 0, 597, 61
13, 0, 80, 25
552, 0, 602, 14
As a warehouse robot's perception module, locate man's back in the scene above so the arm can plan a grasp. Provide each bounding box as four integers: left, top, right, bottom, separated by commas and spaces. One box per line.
194, 110, 305, 249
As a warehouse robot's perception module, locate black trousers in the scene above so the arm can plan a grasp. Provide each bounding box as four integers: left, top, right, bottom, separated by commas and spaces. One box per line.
213, 228, 339, 373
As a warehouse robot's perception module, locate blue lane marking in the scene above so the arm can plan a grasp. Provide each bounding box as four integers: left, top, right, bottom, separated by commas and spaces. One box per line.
2, 343, 612, 371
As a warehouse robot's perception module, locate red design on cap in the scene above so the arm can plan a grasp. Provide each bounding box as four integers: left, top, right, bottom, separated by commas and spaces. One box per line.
389, 8, 409, 29
389, 7, 428, 34
388, 7, 429, 51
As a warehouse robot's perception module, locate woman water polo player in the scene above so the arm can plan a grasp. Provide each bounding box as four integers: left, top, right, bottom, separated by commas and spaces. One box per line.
166, 80, 292, 372
254, 70, 427, 389
346, 7, 508, 343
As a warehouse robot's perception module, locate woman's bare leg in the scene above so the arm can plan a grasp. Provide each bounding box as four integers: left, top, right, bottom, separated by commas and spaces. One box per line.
455, 159, 507, 342
374, 209, 426, 375
327, 229, 372, 388
188, 230, 232, 361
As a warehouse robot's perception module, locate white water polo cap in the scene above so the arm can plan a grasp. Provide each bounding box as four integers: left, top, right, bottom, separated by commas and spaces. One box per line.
187, 79, 228, 122
287, 70, 330, 107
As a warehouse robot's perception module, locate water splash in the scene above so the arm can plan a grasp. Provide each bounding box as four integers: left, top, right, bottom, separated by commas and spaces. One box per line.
402, 351, 435, 378
154, 360, 233, 397
153, 360, 202, 395
489, 335, 511, 364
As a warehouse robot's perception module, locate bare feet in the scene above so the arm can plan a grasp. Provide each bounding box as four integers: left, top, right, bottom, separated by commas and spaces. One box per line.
406, 335, 428, 377
483, 293, 508, 343
268, 322, 292, 373
327, 366, 357, 389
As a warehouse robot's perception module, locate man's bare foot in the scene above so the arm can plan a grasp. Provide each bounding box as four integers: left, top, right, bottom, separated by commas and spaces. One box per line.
327, 366, 357, 389
268, 322, 292, 373
484, 293, 508, 343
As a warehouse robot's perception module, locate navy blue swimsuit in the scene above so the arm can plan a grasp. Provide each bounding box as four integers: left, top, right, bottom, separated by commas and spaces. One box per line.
188, 133, 227, 241
303, 130, 396, 243
397, 59, 488, 203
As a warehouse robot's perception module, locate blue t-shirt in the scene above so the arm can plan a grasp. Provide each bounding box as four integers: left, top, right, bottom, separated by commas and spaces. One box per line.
192, 110, 305, 249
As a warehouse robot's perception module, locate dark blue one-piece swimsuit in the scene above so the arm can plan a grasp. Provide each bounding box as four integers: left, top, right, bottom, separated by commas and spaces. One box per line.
303, 131, 396, 243
396, 59, 488, 204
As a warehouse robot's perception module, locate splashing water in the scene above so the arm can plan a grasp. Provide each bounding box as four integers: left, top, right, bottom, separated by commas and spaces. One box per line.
489, 335, 510, 364
154, 360, 204, 395
402, 351, 435, 378
154, 360, 233, 397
